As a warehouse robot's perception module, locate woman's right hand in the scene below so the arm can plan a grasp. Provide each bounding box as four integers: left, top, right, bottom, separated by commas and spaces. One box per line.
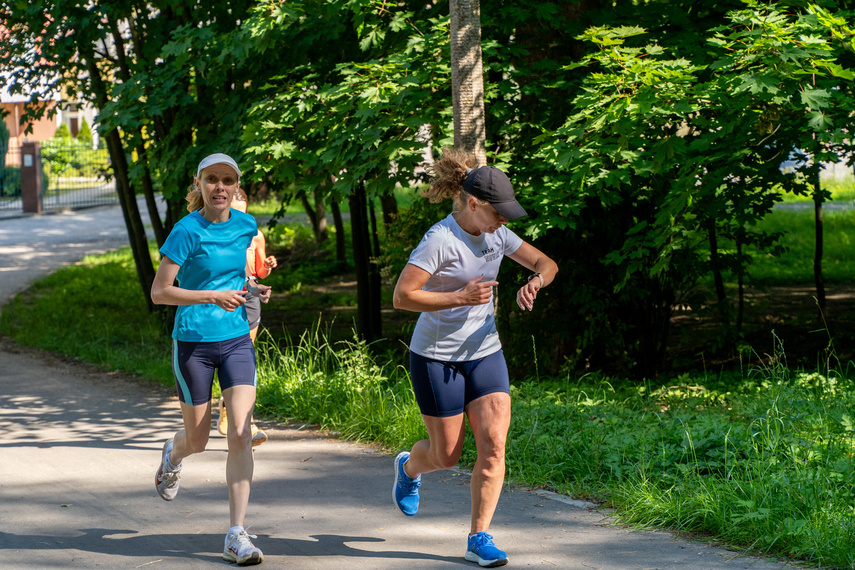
461, 275, 498, 306
214, 290, 248, 312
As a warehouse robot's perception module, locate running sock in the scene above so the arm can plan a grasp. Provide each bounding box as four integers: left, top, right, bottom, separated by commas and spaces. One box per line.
165, 442, 182, 471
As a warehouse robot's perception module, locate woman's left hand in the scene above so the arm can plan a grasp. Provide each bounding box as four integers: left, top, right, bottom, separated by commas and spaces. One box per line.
516, 280, 540, 311
263, 256, 277, 270
257, 284, 272, 304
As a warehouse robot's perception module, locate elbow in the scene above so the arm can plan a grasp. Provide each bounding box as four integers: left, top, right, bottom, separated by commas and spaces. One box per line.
150, 287, 165, 305
546, 259, 559, 279
392, 288, 411, 311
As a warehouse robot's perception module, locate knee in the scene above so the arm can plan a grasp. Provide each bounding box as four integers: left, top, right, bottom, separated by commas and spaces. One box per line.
431, 445, 463, 470
184, 432, 209, 454
227, 427, 252, 450
478, 432, 507, 463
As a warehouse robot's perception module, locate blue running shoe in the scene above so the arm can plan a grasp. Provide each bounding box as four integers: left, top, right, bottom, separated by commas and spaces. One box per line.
465, 532, 508, 567
393, 451, 421, 516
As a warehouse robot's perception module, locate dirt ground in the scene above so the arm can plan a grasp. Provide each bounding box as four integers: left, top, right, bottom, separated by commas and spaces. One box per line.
669, 283, 855, 372
259, 274, 855, 376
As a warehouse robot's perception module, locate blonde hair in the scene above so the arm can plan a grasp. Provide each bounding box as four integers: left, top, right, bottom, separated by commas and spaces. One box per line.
421, 147, 487, 210
185, 184, 203, 213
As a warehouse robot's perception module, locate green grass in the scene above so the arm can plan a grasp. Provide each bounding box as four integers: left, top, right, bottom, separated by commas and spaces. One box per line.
776, 172, 855, 204
0, 247, 174, 383
747, 208, 855, 284
2, 245, 855, 567
254, 326, 855, 568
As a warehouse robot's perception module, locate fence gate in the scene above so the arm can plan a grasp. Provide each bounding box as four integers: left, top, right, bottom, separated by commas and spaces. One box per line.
0, 141, 22, 213
1, 139, 119, 215
39, 139, 118, 211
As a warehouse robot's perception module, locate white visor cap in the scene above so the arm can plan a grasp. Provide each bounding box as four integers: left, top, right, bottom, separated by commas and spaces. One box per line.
196, 153, 242, 180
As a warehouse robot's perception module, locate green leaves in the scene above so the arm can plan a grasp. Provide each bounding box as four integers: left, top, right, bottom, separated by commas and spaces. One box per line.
242, 2, 450, 202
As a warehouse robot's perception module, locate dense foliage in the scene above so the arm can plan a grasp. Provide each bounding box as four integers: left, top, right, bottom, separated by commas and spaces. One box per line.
3, 0, 855, 375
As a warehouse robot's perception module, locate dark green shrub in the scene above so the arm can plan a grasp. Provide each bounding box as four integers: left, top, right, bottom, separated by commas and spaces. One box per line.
0, 165, 22, 198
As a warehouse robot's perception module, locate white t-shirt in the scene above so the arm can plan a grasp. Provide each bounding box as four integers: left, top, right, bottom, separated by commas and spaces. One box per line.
407, 213, 523, 362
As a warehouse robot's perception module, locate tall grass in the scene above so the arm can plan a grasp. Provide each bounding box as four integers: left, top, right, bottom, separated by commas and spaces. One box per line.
251, 324, 855, 568
253, 325, 424, 450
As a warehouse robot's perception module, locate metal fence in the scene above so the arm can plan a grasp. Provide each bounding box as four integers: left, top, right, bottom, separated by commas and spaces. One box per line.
0, 139, 119, 215
0, 141, 22, 212
40, 139, 118, 211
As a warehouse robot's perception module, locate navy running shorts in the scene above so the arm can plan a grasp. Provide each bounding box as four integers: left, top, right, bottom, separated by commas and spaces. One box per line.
172, 334, 257, 405
408, 349, 510, 418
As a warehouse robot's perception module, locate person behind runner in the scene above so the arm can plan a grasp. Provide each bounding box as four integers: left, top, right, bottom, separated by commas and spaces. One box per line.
217, 189, 278, 446
391, 147, 558, 568
151, 153, 271, 566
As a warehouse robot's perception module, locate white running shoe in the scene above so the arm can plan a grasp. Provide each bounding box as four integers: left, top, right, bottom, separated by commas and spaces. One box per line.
154, 438, 181, 501
223, 528, 264, 566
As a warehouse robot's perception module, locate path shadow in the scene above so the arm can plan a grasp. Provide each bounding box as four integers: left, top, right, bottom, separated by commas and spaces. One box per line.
0, 529, 465, 565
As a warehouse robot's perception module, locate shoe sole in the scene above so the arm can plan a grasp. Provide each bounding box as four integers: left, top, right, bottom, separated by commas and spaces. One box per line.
251, 430, 268, 447
464, 551, 509, 568
223, 551, 263, 566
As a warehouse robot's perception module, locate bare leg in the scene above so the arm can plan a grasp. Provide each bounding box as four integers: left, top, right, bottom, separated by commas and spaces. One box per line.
403, 413, 466, 478
223, 384, 257, 527
170, 400, 213, 464
464, 392, 511, 534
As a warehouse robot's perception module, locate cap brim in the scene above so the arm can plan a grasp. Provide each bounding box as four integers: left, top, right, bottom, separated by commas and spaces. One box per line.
492, 200, 527, 220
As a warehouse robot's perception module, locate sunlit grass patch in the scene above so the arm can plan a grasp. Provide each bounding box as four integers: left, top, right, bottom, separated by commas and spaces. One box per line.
0, 246, 173, 383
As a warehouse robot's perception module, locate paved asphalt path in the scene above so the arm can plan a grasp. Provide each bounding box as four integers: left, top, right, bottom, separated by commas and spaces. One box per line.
0, 203, 797, 569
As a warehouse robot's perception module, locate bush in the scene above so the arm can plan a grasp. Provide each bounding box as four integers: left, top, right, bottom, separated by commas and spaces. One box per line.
40, 138, 110, 181
77, 119, 93, 146
0, 165, 22, 198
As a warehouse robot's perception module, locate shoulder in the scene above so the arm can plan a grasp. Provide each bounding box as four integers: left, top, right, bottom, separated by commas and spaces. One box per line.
232, 209, 256, 225
169, 213, 198, 238
423, 215, 455, 241
493, 224, 523, 252
229, 210, 258, 234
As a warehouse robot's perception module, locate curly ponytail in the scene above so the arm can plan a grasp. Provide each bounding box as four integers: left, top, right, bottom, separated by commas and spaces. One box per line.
421, 147, 481, 208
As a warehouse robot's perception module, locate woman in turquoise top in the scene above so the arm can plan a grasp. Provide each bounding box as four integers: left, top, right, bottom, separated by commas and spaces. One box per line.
150, 153, 270, 566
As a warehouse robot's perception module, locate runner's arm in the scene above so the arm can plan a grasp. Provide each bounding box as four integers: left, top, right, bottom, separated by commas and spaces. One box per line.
151, 256, 247, 312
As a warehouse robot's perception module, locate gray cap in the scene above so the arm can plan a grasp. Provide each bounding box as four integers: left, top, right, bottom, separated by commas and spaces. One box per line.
196, 153, 241, 179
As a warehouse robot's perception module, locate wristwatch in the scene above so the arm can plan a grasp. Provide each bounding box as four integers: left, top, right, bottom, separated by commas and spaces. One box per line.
527, 273, 544, 288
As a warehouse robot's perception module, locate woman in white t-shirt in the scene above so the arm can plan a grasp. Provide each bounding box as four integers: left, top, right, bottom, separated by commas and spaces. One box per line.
392, 147, 558, 568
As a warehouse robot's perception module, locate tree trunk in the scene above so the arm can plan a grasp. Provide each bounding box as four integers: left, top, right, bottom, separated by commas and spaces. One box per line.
300, 192, 321, 241
315, 188, 328, 243
736, 233, 744, 332
380, 192, 398, 227
449, 0, 487, 164
331, 199, 347, 270
708, 220, 728, 323
349, 183, 381, 342
633, 280, 674, 378
813, 170, 827, 319
85, 51, 157, 312
136, 144, 166, 248
368, 198, 382, 338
